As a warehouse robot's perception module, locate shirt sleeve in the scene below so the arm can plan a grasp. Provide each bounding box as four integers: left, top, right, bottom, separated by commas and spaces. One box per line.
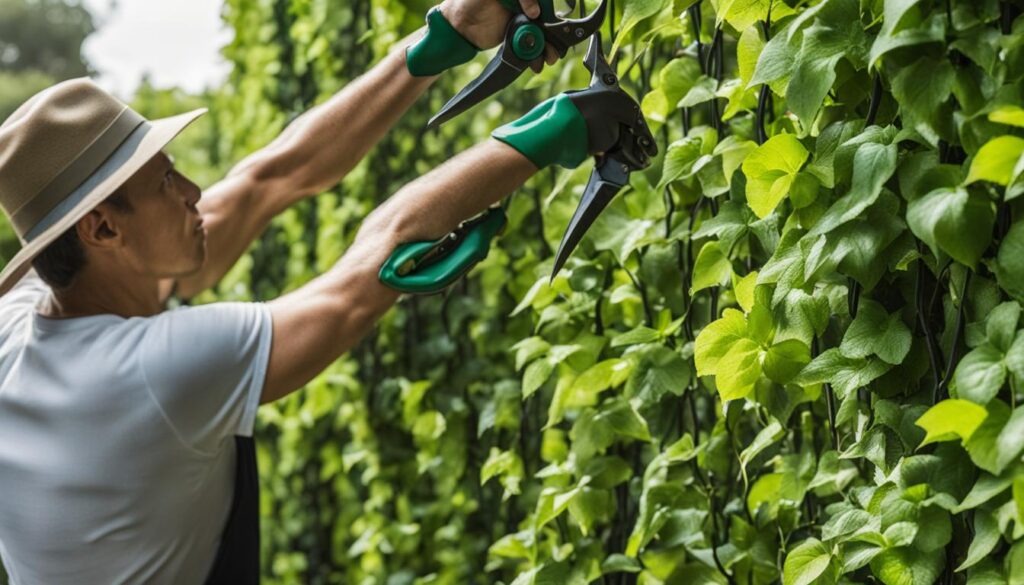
139, 301, 273, 455
0, 269, 48, 317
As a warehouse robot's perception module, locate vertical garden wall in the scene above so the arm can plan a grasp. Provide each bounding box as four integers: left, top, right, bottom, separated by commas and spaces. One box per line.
141, 0, 1024, 582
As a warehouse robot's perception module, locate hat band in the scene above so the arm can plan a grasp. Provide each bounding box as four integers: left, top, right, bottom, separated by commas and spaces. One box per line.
13, 107, 146, 240
21, 116, 152, 243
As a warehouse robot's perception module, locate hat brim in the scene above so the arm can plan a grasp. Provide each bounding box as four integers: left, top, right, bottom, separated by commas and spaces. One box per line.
0, 108, 206, 297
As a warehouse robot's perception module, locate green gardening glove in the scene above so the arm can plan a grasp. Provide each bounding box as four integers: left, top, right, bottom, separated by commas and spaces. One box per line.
406, 6, 481, 77
491, 93, 590, 169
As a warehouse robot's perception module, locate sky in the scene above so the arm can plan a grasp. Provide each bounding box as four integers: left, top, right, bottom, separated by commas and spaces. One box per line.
81, 0, 232, 99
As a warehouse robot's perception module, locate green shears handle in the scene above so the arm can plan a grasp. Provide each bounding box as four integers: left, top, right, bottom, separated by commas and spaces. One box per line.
379, 206, 508, 295
499, 0, 558, 23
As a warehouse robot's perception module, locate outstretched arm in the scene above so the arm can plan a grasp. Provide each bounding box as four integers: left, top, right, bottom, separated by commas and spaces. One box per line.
164, 0, 549, 302
167, 44, 434, 302
261, 139, 536, 403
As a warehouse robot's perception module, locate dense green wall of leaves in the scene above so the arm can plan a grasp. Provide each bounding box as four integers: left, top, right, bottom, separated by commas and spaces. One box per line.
6, 0, 1024, 583
179, 0, 1024, 582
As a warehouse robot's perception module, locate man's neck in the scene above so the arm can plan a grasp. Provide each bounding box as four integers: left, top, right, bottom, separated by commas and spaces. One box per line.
38, 269, 163, 319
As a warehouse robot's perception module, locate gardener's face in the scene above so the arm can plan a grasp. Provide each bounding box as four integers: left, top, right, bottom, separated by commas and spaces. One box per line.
104, 151, 207, 278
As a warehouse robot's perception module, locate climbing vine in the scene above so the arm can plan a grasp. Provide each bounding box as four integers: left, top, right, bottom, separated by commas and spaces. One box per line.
5, 0, 1021, 583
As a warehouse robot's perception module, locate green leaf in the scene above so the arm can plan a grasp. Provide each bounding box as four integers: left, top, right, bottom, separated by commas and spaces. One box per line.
750, 30, 797, 88
994, 406, 1024, 474
716, 337, 763, 401
764, 339, 812, 384
784, 0, 868, 130
739, 421, 784, 469
534, 478, 590, 529
954, 344, 1007, 405
660, 58, 702, 106
627, 346, 692, 403
748, 472, 783, 516
791, 348, 892, 398
869, 13, 946, 68
956, 509, 1000, 571
599, 400, 652, 442
514, 337, 551, 370
956, 473, 1013, 512
737, 25, 764, 87
610, 326, 661, 347
967, 136, 1024, 186
871, 547, 943, 585
657, 137, 703, 189
691, 241, 733, 293
915, 399, 989, 446
884, 522, 919, 547
1008, 331, 1024, 383
840, 299, 912, 365
523, 358, 555, 399
510, 561, 577, 585
783, 538, 838, 585
743, 134, 810, 218
990, 105, 1024, 128
986, 302, 1021, 353
601, 554, 641, 574
821, 508, 872, 541
808, 141, 899, 237
996, 222, 1024, 303
695, 309, 749, 376
965, 399, 1012, 474
567, 359, 630, 406
719, 0, 794, 30
891, 56, 955, 144
610, 0, 671, 56
733, 271, 758, 312
678, 75, 718, 108
907, 187, 995, 269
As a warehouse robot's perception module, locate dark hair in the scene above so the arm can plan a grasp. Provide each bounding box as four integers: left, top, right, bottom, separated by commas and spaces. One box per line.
30, 189, 133, 291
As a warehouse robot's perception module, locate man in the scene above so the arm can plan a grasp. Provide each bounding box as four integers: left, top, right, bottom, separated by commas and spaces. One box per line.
0, 0, 633, 582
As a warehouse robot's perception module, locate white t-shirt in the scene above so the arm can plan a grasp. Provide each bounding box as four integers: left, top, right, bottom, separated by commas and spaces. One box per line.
0, 270, 273, 584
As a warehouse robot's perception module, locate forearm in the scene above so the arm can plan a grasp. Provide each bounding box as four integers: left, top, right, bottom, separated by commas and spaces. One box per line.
233, 36, 438, 207
314, 140, 538, 314
261, 138, 540, 404
378, 139, 537, 242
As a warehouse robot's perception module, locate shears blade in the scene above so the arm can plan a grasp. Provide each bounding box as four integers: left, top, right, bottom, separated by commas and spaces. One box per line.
550, 156, 629, 279
427, 47, 527, 129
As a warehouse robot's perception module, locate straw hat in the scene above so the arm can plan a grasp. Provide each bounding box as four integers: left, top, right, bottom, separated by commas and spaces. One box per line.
0, 77, 205, 296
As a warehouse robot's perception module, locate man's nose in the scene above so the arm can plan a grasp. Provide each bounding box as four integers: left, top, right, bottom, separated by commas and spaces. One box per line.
182, 176, 201, 209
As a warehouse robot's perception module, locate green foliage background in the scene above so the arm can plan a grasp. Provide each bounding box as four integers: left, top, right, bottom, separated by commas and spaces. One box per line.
5, 0, 1024, 583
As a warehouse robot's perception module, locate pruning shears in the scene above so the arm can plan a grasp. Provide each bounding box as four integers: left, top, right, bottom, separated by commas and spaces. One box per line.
551, 33, 658, 279
378, 206, 507, 294
427, 0, 607, 128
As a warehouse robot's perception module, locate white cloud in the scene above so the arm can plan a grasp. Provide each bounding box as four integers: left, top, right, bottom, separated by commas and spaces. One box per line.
82, 0, 233, 98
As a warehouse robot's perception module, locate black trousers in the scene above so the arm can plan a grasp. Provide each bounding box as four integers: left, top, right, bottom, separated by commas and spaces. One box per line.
203, 436, 260, 585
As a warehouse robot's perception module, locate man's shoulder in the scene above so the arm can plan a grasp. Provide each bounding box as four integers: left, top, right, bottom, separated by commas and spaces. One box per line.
0, 269, 47, 325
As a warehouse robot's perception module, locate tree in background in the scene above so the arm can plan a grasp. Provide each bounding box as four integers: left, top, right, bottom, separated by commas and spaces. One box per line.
0, 0, 94, 121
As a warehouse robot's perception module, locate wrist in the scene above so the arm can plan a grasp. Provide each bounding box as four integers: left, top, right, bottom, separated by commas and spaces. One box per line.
491, 94, 590, 169
406, 6, 480, 77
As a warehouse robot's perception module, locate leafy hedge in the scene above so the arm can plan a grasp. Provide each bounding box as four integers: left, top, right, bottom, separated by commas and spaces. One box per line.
7, 0, 1023, 583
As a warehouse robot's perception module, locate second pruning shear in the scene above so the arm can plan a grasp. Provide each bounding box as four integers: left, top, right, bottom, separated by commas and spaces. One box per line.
427, 0, 607, 128
551, 33, 658, 279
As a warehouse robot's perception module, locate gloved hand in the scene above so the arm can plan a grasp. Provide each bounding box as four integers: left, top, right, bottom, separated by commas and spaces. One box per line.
406, 0, 554, 77
492, 87, 655, 170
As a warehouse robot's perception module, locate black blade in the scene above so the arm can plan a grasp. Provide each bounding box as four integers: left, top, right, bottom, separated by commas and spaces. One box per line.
550, 159, 628, 279
544, 1, 607, 55
427, 51, 526, 128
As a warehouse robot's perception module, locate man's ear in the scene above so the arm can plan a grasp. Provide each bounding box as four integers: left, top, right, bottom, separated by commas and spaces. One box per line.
75, 205, 123, 249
